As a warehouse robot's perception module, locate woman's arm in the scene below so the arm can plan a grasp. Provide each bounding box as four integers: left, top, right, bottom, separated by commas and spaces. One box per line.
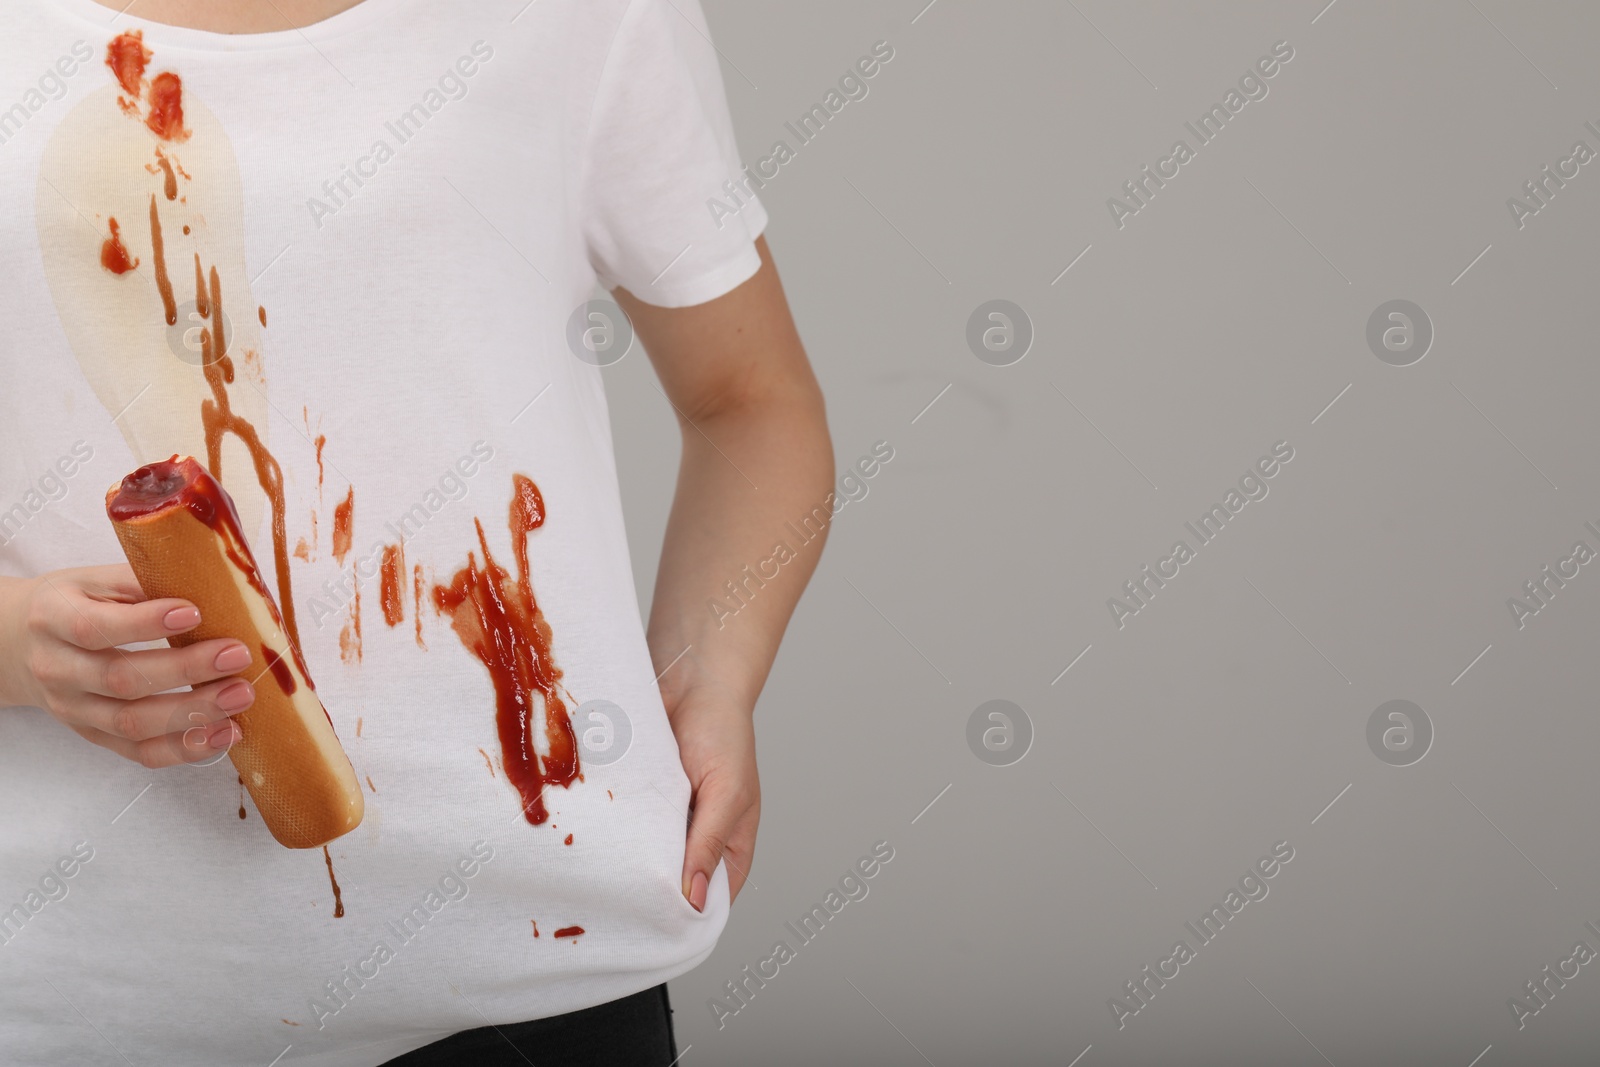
616, 236, 833, 910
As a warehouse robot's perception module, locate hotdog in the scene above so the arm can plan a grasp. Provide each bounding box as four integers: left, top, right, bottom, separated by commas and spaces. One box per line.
106, 456, 362, 848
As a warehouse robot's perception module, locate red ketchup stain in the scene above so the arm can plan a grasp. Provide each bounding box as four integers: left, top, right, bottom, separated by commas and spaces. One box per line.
153, 147, 178, 200
433, 475, 579, 826
332, 487, 354, 562
258, 305, 268, 327
293, 537, 310, 561
322, 846, 344, 918
531, 920, 539, 938
412, 564, 427, 648
100, 218, 138, 274
238, 774, 247, 820
145, 71, 189, 141
106, 31, 150, 96
261, 644, 297, 694
379, 544, 405, 627
564, 834, 573, 846
552, 926, 584, 940
478, 747, 495, 778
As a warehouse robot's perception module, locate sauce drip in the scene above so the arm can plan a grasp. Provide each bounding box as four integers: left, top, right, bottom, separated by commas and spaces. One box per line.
564, 834, 573, 846
332, 487, 354, 562
553, 926, 584, 940
154, 147, 178, 200
365, 775, 376, 793
531, 920, 539, 938
145, 71, 189, 142
258, 305, 267, 327
238, 774, 247, 820
433, 475, 578, 826
261, 644, 297, 694
412, 564, 427, 648
379, 543, 405, 627
105, 31, 150, 96
100, 217, 138, 275
147, 194, 176, 325
194, 262, 303, 656
321, 846, 344, 919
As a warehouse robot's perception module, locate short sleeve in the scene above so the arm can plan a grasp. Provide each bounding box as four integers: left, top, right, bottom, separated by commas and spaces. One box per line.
581, 0, 767, 308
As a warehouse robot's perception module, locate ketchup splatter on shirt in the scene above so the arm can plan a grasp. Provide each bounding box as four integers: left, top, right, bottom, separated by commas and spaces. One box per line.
379, 544, 405, 627
100, 217, 138, 275
553, 926, 584, 940
434, 475, 579, 826
105, 31, 150, 96
322, 847, 344, 919
332, 487, 354, 563
413, 564, 427, 648
154, 147, 178, 200
145, 72, 189, 142
147, 195, 176, 325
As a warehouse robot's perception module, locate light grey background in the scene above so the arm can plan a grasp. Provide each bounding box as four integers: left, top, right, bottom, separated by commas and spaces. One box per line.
613, 2, 1600, 1064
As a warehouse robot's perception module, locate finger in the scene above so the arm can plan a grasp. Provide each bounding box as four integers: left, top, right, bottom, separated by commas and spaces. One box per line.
68, 564, 148, 603
682, 774, 754, 912
722, 803, 760, 903
76, 640, 253, 700
71, 715, 241, 769
35, 574, 202, 650
73, 677, 255, 741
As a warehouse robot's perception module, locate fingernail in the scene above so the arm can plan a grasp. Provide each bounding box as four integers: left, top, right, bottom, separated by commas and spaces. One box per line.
208, 720, 240, 750
689, 871, 708, 913
216, 681, 254, 712
214, 644, 251, 672
163, 606, 201, 631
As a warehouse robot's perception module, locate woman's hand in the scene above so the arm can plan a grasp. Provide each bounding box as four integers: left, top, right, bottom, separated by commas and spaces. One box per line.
620, 237, 833, 912
667, 677, 760, 909
0, 565, 254, 766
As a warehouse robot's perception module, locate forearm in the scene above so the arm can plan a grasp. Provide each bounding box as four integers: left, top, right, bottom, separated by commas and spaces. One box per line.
647, 390, 832, 713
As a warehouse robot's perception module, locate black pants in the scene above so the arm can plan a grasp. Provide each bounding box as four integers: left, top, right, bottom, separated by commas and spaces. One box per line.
381, 985, 677, 1067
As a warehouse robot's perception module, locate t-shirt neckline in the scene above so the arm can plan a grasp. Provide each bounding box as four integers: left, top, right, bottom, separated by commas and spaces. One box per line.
44, 0, 400, 51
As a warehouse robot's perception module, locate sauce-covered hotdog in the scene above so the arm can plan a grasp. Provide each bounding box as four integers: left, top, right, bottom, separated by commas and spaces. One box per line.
106, 456, 362, 848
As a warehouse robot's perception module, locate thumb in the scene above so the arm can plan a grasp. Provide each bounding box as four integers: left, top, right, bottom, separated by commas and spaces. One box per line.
682, 774, 746, 913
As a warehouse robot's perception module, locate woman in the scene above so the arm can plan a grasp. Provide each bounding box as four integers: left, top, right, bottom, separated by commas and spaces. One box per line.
0, 0, 832, 1063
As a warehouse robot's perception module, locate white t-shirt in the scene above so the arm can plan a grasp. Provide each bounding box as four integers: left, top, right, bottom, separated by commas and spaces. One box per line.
0, 1, 766, 1063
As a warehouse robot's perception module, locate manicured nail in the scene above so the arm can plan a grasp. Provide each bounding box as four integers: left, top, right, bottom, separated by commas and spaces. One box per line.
689, 871, 708, 913
216, 681, 254, 712
163, 606, 201, 631
208, 720, 240, 750
213, 644, 251, 672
